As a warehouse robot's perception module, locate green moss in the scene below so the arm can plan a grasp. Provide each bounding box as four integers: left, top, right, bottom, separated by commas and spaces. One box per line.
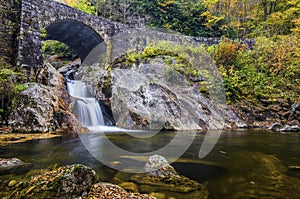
0, 60, 27, 123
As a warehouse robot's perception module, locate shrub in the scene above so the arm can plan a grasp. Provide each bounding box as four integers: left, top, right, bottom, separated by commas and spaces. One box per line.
42, 40, 78, 60
210, 36, 300, 103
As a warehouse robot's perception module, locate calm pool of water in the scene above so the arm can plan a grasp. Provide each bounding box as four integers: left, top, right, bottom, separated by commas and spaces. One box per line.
1, 129, 300, 198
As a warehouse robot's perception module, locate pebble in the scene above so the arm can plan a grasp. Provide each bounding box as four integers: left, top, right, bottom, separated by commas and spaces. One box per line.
8, 180, 17, 187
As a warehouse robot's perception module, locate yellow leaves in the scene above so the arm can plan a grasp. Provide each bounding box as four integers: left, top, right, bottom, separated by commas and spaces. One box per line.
159, 0, 175, 8
203, 0, 219, 9
63, 0, 96, 15
200, 11, 224, 28
25, 186, 36, 195
291, 17, 300, 34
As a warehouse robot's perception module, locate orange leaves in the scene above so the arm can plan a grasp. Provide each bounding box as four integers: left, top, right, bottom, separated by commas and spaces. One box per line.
213, 38, 246, 69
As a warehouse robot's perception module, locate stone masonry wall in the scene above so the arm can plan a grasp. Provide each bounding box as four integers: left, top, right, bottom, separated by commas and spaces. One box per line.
17, 0, 43, 71
0, 0, 22, 66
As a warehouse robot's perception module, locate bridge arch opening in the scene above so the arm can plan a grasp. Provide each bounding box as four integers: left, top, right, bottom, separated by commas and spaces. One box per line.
44, 20, 104, 62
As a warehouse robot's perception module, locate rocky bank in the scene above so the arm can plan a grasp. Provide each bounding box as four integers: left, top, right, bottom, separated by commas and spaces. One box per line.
7, 62, 80, 133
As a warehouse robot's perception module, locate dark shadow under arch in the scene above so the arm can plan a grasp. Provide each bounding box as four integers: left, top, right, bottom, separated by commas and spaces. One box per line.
44, 20, 104, 62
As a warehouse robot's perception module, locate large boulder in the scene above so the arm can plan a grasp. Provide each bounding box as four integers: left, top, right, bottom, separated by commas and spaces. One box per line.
8, 63, 80, 133
109, 62, 224, 131
130, 155, 208, 199
8, 164, 97, 199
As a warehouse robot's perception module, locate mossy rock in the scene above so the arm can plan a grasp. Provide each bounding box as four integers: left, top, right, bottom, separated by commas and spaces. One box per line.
118, 182, 139, 193
130, 173, 203, 193
8, 164, 97, 199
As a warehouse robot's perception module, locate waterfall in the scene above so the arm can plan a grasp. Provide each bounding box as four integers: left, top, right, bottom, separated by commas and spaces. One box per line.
66, 78, 145, 134
67, 79, 105, 127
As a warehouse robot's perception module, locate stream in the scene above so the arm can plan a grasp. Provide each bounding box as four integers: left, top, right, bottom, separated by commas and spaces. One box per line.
1, 129, 300, 198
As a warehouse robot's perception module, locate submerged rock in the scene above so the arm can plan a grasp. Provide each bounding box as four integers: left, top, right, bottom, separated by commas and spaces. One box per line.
86, 183, 155, 199
214, 152, 300, 199
130, 155, 208, 199
0, 158, 32, 175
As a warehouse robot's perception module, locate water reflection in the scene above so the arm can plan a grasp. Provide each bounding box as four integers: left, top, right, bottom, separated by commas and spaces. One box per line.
1, 130, 300, 198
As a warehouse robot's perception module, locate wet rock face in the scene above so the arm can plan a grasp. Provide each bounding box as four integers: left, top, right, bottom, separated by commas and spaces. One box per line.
110, 62, 224, 131
8, 62, 80, 133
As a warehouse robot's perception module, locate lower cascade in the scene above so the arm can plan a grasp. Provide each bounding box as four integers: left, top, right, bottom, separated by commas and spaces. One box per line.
67, 79, 116, 132
66, 78, 149, 134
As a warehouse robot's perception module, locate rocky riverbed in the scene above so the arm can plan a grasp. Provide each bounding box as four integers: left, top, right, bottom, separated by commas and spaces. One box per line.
1, 155, 208, 199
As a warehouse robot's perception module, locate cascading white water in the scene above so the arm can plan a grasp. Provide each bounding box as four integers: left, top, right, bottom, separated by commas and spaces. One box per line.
67, 79, 105, 127
66, 78, 146, 133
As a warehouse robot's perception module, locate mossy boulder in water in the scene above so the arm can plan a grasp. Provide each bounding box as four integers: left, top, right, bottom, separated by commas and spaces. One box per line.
8, 164, 97, 199
7, 164, 155, 199
130, 155, 208, 199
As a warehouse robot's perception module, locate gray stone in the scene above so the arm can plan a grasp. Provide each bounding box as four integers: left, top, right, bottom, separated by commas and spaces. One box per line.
279, 125, 300, 132
292, 102, 300, 112
8, 164, 97, 199
216, 152, 300, 199
144, 155, 177, 177
269, 122, 283, 131
110, 64, 224, 131
0, 158, 33, 175
8, 62, 80, 133
131, 155, 208, 199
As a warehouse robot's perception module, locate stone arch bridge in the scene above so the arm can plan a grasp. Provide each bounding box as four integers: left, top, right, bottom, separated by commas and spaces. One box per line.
0, 0, 128, 69
0, 0, 254, 70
